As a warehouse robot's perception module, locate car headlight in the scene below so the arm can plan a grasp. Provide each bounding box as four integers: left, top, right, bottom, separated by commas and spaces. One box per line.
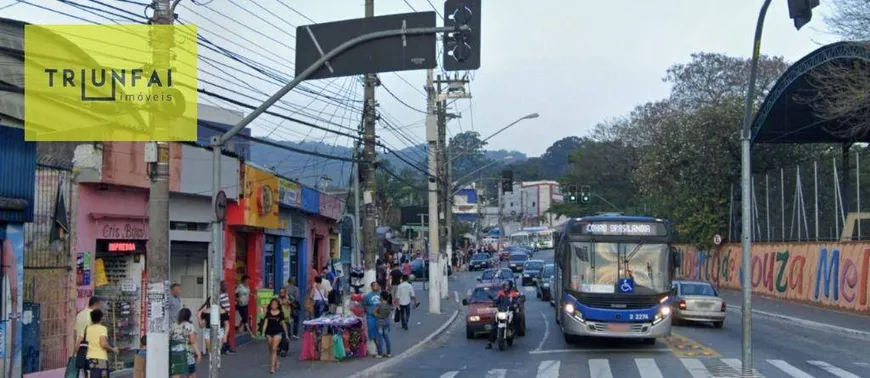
496, 312, 508, 320
468, 316, 480, 322
523, 274, 530, 277
542, 283, 550, 288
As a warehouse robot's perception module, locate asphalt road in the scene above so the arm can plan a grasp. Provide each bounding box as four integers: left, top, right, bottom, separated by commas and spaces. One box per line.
376, 249, 870, 378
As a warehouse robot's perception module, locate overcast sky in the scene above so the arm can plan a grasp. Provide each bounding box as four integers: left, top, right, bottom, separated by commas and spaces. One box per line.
3, 0, 836, 158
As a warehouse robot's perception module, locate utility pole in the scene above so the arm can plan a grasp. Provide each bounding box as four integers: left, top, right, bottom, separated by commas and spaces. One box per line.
146, 1, 174, 376
361, 0, 378, 289
498, 179, 504, 249
425, 68, 441, 313
353, 141, 361, 268
436, 76, 449, 299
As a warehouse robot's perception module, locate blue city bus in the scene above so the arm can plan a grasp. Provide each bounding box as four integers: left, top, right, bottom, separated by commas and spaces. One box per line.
553, 215, 680, 345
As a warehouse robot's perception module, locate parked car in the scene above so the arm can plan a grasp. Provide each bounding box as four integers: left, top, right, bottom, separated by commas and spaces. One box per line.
671, 280, 726, 328
469, 253, 493, 271
535, 263, 555, 301
521, 260, 545, 286
409, 259, 453, 280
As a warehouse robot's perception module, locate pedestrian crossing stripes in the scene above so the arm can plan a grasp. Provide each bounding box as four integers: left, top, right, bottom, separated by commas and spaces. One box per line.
435, 358, 869, 378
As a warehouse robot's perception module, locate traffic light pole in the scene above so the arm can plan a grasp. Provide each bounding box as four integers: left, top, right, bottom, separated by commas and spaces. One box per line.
425, 68, 442, 314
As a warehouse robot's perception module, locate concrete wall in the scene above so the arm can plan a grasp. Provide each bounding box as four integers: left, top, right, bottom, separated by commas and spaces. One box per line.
674, 242, 870, 314
179, 144, 240, 199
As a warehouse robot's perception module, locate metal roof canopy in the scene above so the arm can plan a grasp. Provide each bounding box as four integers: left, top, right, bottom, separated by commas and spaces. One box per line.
751, 41, 870, 145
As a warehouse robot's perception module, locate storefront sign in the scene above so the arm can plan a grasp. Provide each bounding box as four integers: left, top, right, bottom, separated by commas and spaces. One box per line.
256, 288, 274, 339
257, 185, 275, 215
77, 251, 92, 286
278, 179, 301, 208
319, 193, 344, 220
94, 258, 108, 286
99, 221, 149, 240
232, 165, 279, 229
109, 242, 137, 252
282, 247, 291, 283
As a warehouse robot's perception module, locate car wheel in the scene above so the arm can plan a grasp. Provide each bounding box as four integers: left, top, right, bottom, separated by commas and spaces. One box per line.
713, 321, 724, 329
466, 328, 474, 339
563, 333, 576, 344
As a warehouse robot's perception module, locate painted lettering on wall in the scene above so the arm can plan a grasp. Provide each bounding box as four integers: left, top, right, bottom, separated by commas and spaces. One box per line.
674, 243, 870, 312
100, 221, 148, 240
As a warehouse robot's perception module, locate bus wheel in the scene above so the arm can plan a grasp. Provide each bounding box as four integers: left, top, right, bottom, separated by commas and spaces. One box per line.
642, 338, 656, 345
563, 333, 576, 344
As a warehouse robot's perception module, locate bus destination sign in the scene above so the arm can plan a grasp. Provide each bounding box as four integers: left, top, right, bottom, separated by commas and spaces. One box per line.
574, 222, 667, 236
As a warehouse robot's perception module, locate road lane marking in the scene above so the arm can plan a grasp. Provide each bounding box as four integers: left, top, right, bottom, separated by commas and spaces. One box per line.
484, 369, 507, 378
807, 361, 861, 378
533, 311, 549, 352
529, 348, 671, 354
855, 362, 870, 368
721, 358, 763, 377
588, 359, 613, 378
439, 372, 459, 378
536, 360, 560, 378
727, 305, 870, 341
768, 360, 814, 378
634, 358, 663, 378
680, 358, 712, 378
454, 290, 459, 304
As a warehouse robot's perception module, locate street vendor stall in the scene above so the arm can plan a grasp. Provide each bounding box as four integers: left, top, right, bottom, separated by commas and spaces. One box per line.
299, 314, 366, 361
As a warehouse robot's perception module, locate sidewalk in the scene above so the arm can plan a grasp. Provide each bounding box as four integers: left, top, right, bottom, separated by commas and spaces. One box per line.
118, 281, 460, 378
718, 288, 870, 335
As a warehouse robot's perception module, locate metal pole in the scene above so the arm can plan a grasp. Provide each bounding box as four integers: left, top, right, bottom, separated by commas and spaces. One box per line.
425, 68, 441, 313
353, 141, 362, 267
814, 160, 819, 241
779, 168, 785, 241
739, 0, 772, 374
857, 151, 861, 240
360, 0, 379, 290
207, 138, 223, 378
765, 174, 770, 242
446, 156, 454, 273
146, 1, 174, 376
834, 157, 841, 238
729, 183, 734, 241
498, 179, 504, 250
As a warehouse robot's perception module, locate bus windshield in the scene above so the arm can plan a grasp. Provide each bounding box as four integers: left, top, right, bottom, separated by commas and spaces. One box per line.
569, 242, 669, 295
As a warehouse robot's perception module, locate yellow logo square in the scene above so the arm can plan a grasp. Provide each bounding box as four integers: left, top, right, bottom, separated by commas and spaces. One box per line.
24, 24, 198, 141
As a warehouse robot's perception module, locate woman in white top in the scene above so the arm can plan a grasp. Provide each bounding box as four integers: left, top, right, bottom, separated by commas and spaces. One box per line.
236, 275, 253, 334
310, 276, 329, 318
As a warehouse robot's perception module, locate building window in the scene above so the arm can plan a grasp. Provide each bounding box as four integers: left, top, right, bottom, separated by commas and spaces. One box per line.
170, 222, 209, 231
532, 202, 536, 207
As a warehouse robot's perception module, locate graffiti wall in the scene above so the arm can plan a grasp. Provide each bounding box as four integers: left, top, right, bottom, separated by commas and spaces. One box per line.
674, 242, 870, 313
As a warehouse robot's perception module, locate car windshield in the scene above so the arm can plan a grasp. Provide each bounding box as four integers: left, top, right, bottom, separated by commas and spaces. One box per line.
524, 261, 544, 270
510, 254, 528, 262
542, 264, 554, 277
481, 269, 514, 280
680, 283, 717, 296
471, 254, 488, 261
469, 287, 497, 303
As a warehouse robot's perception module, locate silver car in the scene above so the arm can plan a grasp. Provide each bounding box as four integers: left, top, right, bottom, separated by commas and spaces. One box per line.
671, 280, 726, 328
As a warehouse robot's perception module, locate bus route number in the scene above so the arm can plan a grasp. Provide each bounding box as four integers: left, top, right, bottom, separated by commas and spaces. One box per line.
629, 313, 649, 321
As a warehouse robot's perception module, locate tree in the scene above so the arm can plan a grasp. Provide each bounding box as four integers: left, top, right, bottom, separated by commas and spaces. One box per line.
804, 1, 870, 138
448, 131, 489, 181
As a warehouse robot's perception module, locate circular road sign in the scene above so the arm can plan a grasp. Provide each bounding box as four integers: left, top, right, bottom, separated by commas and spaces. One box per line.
215, 190, 228, 222
713, 234, 722, 245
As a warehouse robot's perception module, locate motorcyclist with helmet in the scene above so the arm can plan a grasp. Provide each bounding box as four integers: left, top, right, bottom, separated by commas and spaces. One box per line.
485, 280, 521, 349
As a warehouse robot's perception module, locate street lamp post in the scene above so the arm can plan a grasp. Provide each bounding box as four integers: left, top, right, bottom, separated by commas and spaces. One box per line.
449, 112, 539, 164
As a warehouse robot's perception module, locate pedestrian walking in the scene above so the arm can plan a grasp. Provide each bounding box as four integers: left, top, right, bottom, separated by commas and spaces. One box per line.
373, 292, 393, 358
401, 259, 412, 277
218, 281, 235, 354
388, 263, 402, 298
310, 276, 328, 318
283, 278, 301, 339
275, 288, 293, 357
395, 275, 418, 330
198, 297, 231, 355
75, 297, 103, 343
363, 282, 382, 354
236, 276, 253, 335
261, 298, 288, 374
319, 269, 335, 314
168, 283, 183, 322
169, 308, 201, 378
84, 309, 119, 377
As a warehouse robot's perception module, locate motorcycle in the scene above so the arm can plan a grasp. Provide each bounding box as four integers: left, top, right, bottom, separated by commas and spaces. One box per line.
495, 298, 524, 351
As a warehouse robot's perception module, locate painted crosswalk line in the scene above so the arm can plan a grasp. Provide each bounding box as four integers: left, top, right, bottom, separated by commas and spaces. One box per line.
536, 360, 560, 378
680, 358, 712, 378
767, 360, 814, 378
439, 372, 459, 378
484, 369, 507, 378
807, 360, 861, 378
634, 358, 663, 378
588, 359, 613, 378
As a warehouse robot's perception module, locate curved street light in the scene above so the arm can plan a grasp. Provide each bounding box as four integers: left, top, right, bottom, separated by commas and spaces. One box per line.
449, 112, 539, 163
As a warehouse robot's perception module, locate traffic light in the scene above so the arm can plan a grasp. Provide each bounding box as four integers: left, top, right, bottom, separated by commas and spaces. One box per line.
443, 0, 481, 71
580, 185, 591, 204
501, 170, 513, 193
567, 186, 578, 203
787, 0, 819, 30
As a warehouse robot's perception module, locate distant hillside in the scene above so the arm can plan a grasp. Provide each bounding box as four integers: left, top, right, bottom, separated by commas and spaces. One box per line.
249, 139, 527, 186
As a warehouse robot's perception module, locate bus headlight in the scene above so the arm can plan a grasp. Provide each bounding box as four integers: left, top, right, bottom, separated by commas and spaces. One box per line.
564, 303, 583, 322
653, 306, 670, 325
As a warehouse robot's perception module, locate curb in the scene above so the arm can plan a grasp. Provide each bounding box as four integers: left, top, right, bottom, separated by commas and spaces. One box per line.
727, 305, 870, 340
346, 309, 460, 378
